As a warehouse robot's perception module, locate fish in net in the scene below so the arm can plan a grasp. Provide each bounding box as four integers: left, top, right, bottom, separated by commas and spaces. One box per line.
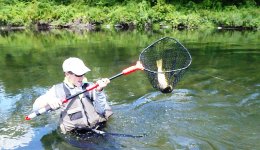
139, 37, 192, 93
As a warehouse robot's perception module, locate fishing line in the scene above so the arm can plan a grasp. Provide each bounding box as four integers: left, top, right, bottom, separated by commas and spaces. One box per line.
189, 69, 248, 90
92, 129, 145, 138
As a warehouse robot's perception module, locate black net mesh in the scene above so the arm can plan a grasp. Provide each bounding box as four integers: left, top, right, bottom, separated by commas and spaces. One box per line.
139, 37, 192, 93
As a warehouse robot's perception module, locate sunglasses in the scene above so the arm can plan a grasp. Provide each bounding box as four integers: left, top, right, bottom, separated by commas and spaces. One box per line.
75, 74, 84, 77
68, 72, 84, 77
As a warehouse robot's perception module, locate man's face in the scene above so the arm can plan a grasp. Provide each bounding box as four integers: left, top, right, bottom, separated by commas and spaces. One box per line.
66, 72, 85, 87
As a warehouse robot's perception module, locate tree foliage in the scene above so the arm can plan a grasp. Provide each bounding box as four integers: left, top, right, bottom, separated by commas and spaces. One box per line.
0, 0, 259, 29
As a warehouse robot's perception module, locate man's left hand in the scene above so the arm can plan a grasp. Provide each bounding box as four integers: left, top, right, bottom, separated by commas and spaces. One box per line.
96, 78, 110, 91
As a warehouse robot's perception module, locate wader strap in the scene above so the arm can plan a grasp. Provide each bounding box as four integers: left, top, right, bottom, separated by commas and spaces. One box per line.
82, 82, 93, 101
63, 83, 71, 98
57, 83, 80, 131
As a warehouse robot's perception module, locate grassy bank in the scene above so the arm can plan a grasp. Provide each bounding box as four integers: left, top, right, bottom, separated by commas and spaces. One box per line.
0, 1, 259, 30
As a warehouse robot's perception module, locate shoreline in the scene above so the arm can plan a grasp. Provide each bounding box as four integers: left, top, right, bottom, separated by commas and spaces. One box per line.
0, 22, 257, 32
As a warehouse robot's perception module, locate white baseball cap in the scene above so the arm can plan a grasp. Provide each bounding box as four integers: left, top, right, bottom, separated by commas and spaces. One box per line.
62, 57, 91, 75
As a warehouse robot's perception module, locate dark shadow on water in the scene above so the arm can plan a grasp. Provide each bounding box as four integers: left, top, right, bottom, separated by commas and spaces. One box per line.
61, 130, 117, 150
41, 127, 145, 150
41, 129, 118, 150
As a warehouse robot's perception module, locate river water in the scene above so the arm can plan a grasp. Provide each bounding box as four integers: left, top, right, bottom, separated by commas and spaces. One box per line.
0, 29, 259, 150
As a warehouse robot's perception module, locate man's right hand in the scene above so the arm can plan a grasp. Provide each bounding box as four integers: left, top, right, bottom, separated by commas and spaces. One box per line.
46, 97, 62, 110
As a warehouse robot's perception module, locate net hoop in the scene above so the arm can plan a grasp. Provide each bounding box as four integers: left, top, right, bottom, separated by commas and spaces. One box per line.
139, 37, 192, 74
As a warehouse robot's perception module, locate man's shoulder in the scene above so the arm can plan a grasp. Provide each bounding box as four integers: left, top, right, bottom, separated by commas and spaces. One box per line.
54, 82, 64, 88
52, 82, 70, 98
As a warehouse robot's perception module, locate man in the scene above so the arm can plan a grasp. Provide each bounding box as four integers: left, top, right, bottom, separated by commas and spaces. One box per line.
33, 57, 113, 134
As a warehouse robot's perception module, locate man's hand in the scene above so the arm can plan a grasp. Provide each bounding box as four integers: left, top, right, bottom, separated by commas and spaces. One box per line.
96, 78, 110, 91
46, 97, 62, 110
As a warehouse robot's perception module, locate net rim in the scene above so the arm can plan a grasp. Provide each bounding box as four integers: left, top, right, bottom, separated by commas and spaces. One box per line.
139, 36, 192, 74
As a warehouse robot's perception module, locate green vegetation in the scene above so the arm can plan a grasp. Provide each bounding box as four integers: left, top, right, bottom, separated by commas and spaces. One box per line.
0, 0, 259, 30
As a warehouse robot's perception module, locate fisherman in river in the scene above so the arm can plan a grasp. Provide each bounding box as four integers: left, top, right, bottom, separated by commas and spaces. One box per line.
33, 57, 113, 134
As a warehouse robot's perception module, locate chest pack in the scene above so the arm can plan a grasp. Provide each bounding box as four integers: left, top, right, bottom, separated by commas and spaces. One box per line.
54, 83, 107, 133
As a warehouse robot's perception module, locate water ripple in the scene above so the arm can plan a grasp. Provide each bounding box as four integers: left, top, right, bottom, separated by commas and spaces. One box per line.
237, 93, 260, 107
130, 89, 195, 110
0, 124, 34, 149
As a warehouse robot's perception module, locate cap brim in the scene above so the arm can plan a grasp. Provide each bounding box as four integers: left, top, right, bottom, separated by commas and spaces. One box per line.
73, 67, 91, 76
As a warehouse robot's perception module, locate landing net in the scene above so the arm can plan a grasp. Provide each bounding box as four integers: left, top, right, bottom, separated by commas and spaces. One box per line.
139, 37, 192, 93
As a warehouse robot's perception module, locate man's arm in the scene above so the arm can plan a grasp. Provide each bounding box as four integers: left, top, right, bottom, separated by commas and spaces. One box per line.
33, 86, 62, 111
